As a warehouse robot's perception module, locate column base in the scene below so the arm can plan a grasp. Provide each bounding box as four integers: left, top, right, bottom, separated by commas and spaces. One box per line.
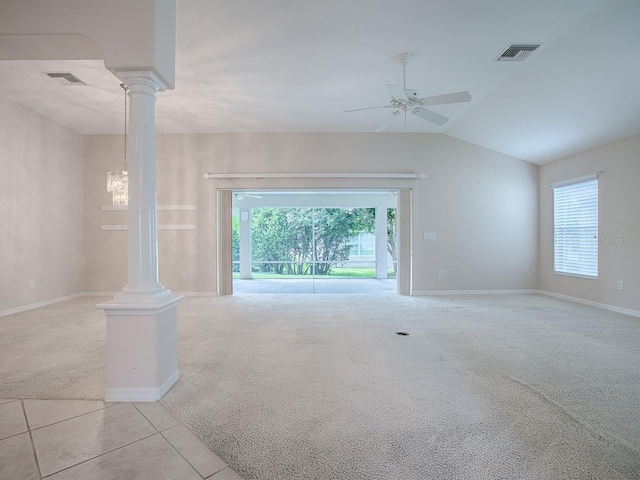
97, 293, 185, 402
105, 369, 180, 403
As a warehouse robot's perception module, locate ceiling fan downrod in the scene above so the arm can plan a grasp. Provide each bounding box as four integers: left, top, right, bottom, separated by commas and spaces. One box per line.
396, 53, 413, 90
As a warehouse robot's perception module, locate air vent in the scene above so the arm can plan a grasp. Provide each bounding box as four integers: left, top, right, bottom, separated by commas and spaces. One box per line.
45, 72, 86, 85
496, 44, 540, 62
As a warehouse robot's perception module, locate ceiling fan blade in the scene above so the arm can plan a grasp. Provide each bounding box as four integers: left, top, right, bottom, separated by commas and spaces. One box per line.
375, 110, 402, 132
344, 105, 394, 113
412, 107, 449, 126
419, 91, 471, 106
386, 84, 408, 101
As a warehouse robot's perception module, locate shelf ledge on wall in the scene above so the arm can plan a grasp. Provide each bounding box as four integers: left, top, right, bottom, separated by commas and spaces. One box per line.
101, 225, 197, 231
101, 205, 197, 211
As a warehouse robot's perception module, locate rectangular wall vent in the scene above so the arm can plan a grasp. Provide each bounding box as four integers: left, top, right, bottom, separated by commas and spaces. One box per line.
496, 44, 540, 62
45, 72, 86, 85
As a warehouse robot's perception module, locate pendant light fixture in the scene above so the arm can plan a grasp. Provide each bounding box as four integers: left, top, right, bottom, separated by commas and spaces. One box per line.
107, 83, 129, 206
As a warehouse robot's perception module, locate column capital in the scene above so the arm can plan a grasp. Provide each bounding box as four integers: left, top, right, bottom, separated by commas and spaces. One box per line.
114, 70, 167, 92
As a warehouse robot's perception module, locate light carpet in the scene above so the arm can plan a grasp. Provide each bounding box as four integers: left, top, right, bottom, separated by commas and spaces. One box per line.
1, 294, 639, 479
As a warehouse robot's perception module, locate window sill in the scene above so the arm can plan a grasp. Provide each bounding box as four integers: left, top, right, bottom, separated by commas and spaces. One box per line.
553, 271, 598, 280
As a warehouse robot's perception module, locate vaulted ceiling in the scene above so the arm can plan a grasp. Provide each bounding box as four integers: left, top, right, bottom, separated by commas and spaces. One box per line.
0, 0, 639, 164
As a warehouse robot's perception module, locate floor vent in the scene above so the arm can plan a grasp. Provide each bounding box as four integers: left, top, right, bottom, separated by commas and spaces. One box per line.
496, 44, 540, 62
45, 72, 86, 85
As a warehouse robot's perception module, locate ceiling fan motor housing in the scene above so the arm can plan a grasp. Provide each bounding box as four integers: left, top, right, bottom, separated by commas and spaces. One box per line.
391, 89, 422, 110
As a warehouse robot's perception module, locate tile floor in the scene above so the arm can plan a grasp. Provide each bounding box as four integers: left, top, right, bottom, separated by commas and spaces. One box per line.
0, 398, 243, 479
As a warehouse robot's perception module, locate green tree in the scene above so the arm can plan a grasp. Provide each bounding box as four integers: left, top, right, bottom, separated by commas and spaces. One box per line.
284, 208, 314, 274
251, 208, 304, 274
387, 208, 398, 276
232, 215, 240, 262
251, 207, 375, 275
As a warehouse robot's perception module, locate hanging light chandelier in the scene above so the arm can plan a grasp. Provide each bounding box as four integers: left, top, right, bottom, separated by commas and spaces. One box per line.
107, 83, 129, 206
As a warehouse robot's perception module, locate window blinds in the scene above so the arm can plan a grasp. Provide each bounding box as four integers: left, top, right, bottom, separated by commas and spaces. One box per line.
553, 179, 598, 277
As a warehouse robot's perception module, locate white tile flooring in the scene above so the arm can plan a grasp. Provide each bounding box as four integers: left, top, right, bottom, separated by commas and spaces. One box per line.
0, 398, 242, 479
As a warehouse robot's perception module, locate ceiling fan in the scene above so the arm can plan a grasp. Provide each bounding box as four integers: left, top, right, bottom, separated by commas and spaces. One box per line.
344, 53, 471, 131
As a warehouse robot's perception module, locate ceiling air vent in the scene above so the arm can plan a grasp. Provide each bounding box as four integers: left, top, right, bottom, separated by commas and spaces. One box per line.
496, 44, 540, 62
45, 72, 86, 85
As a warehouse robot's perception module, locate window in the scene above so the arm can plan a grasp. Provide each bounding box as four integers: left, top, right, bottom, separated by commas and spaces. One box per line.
348, 232, 375, 256
553, 178, 598, 277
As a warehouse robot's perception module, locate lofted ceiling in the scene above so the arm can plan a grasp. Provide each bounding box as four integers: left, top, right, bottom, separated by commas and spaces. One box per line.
0, 0, 639, 164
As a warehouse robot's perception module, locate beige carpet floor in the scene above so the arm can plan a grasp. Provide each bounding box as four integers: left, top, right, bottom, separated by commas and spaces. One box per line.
1, 294, 639, 479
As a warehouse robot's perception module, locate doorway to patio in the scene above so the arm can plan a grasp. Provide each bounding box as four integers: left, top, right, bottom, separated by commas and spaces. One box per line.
231, 190, 398, 294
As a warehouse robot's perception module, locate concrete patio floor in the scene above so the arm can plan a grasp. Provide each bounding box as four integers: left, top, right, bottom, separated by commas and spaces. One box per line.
232, 278, 397, 294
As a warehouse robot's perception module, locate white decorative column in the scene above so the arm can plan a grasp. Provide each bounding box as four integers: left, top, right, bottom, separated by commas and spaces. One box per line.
397, 189, 412, 295
239, 209, 252, 279
375, 205, 388, 279
98, 72, 183, 402
120, 75, 165, 298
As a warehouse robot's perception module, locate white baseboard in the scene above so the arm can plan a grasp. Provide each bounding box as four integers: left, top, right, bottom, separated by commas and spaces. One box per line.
412, 289, 539, 296
0, 292, 86, 317
538, 290, 640, 318
86, 291, 217, 297
84, 290, 218, 297
105, 370, 180, 402
412, 289, 640, 318
1, 291, 217, 317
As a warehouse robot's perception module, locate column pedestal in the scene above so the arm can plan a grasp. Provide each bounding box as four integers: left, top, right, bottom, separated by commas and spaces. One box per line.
98, 294, 184, 402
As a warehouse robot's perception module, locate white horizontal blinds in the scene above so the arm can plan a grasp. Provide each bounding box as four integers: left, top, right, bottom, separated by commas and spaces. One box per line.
553, 179, 598, 277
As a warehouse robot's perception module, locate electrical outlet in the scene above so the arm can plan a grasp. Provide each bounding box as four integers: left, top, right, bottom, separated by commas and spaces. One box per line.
29, 279, 35, 288
424, 232, 436, 240
181, 272, 187, 280
617, 280, 624, 290
438, 270, 443, 279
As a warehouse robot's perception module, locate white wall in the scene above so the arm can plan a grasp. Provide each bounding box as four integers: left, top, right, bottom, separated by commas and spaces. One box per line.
84, 133, 538, 293
539, 133, 640, 311
0, 97, 84, 312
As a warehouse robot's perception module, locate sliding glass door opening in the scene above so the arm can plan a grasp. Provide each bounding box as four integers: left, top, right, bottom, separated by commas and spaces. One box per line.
229, 190, 399, 294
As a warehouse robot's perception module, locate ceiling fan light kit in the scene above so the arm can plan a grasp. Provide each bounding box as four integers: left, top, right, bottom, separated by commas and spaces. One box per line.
344, 53, 471, 131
